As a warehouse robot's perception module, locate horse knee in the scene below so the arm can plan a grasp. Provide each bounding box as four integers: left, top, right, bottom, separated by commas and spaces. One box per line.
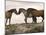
24, 18, 27, 22
5, 18, 8, 25
32, 16, 36, 23
24, 18, 27, 23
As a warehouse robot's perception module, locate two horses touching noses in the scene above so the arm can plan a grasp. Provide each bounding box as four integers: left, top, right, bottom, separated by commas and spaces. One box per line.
5, 8, 44, 25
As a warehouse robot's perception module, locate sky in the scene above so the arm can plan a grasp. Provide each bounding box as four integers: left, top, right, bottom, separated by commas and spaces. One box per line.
6, 0, 44, 25
6, 0, 44, 2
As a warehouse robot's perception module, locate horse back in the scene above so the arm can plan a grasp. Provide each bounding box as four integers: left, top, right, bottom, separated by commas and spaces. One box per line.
32, 10, 44, 16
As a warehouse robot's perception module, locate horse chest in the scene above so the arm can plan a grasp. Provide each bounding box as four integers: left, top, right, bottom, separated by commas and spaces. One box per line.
28, 13, 32, 17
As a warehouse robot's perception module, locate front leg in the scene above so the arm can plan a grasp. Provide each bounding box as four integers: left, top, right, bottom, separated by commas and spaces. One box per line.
5, 18, 8, 25
24, 17, 27, 24
32, 16, 36, 23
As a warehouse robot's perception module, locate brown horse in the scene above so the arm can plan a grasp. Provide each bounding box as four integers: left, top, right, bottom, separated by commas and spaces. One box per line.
5, 9, 18, 25
27, 8, 44, 23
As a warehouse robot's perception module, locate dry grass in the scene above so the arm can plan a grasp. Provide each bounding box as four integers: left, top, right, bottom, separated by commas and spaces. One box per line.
5, 22, 44, 35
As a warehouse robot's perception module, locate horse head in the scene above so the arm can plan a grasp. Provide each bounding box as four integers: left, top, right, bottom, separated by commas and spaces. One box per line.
10, 8, 22, 15
18, 8, 27, 16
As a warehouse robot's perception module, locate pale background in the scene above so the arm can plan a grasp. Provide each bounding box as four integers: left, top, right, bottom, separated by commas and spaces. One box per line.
0, 0, 46, 35
6, 0, 43, 25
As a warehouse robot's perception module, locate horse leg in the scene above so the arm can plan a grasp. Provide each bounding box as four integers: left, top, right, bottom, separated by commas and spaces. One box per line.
9, 18, 11, 25
41, 16, 44, 22
32, 16, 36, 23
24, 17, 27, 24
5, 18, 8, 25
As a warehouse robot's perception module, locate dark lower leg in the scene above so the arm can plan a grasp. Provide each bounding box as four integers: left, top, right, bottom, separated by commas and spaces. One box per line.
32, 16, 36, 23
9, 18, 11, 25
24, 17, 27, 24
5, 19, 8, 25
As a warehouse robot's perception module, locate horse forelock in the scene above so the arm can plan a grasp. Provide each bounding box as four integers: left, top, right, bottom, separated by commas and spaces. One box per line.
19, 8, 26, 13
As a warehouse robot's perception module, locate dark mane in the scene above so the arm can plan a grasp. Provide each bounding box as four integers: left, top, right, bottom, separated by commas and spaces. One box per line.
27, 8, 37, 16
19, 8, 25, 10
27, 8, 37, 11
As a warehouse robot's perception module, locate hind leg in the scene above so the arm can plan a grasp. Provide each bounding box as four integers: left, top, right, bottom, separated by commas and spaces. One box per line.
32, 16, 36, 23
24, 17, 27, 24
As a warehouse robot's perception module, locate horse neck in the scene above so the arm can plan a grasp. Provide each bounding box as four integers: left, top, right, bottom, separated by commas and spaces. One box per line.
8, 9, 14, 13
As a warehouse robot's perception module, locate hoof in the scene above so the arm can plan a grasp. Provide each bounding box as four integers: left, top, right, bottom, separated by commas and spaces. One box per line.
32, 21, 36, 23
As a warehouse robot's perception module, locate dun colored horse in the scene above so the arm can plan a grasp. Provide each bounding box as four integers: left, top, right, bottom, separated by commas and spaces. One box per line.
27, 8, 44, 23
5, 9, 18, 25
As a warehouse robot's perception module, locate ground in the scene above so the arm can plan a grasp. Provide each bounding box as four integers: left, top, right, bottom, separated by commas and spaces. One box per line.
5, 22, 44, 35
